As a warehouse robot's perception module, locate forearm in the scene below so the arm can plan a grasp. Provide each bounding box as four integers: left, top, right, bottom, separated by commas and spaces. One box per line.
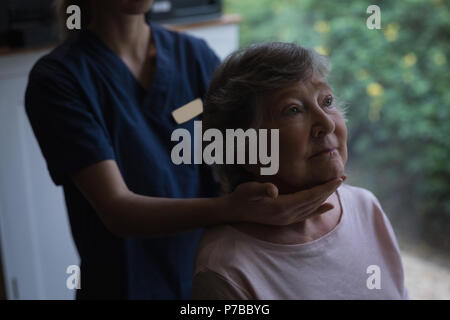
100, 191, 230, 237
71, 160, 233, 237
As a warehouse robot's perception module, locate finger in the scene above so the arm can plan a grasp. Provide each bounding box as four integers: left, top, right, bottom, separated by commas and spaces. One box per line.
241, 182, 278, 201
298, 190, 335, 214
292, 202, 334, 224
266, 183, 279, 199
295, 194, 335, 221
297, 186, 338, 211
305, 178, 343, 200
313, 203, 335, 216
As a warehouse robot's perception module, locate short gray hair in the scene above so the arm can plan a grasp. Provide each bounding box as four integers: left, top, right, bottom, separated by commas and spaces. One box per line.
203, 42, 346, 193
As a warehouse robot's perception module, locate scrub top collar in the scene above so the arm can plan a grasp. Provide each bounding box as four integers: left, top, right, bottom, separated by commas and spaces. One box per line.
81, 20, 174, 117
81, 21, 171, 91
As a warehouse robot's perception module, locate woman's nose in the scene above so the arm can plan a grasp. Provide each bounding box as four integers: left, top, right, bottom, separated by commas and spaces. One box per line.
311, 107, 335, 138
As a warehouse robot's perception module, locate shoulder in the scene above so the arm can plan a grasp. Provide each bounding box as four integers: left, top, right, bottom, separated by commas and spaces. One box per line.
192, 269, 250, 300
25, 34, 94, 118
338, 183, 392, 229
153, 22, 213, 51
339, 183, 397, 235
152, 22, 220, 67
194, 225, 256, 276
29, 32, 88, 85
195, 225, 236, 271
339, 183, 383, 213
194, 225, 254, 299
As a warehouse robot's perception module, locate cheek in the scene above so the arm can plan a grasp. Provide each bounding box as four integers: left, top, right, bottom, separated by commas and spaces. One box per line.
335, 117, 348, 164
278, 127, 309, 168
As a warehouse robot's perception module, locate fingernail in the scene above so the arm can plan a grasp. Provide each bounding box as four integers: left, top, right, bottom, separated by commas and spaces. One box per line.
267, 184, 278, 198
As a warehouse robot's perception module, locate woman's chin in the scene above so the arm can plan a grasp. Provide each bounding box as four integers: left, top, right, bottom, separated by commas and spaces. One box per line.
280, 164, 345, 190
313, 160, 344, 180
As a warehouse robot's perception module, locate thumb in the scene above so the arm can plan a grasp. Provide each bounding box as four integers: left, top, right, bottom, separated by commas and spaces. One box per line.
249, 182, 278, 200
236, 182, 278, 200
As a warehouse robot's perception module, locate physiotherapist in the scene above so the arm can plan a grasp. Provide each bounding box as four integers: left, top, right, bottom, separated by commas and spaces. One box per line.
25, 0, 343, 299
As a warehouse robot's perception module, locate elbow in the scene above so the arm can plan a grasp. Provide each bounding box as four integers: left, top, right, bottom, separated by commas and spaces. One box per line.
100, 214, 130, 238
95, 194, 134, 238
97, 207, 129, 238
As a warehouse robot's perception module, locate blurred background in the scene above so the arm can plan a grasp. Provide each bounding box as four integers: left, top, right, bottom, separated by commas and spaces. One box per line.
0, 0, 448, 299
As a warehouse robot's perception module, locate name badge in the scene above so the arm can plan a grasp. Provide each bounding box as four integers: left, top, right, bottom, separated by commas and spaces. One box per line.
172, 98, 203, 124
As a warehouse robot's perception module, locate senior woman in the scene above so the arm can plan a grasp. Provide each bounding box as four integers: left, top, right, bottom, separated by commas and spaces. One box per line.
192, 42, 409, 299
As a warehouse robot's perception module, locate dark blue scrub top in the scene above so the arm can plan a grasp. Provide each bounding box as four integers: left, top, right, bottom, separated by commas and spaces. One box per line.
25, 21, 221, 299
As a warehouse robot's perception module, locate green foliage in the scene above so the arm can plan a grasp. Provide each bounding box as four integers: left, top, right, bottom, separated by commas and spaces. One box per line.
225, 0, 450, 247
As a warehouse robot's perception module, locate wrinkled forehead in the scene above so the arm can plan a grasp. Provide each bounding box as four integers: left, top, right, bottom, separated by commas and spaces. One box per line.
267, 76, 331, 103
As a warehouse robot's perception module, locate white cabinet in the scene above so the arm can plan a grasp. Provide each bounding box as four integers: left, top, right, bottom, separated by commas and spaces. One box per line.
0, 20, 239, 299
0, 51, 79, 299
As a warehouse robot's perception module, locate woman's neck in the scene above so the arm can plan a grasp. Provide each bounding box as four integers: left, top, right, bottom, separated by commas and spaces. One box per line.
89, 8, 150, 61
231, 191, 342, 245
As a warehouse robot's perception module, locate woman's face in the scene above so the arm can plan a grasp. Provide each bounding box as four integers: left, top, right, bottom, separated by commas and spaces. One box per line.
258, 75, 348, 193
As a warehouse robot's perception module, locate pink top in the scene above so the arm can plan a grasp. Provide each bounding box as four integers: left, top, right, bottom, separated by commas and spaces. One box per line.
193, 183, 409, 299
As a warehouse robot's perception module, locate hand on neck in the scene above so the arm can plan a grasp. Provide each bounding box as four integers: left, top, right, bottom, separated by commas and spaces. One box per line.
231, 191, 342, 245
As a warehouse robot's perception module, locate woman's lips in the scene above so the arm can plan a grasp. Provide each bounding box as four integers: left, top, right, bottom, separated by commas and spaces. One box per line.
309, 148, 337, 159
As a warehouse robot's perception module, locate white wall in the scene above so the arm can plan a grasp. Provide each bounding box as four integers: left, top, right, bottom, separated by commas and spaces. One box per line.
185, 24, 239, 61
0, 23, 238, 299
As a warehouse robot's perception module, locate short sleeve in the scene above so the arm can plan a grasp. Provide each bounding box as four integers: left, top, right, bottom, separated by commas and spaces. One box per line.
192, 270, 250, 300
25, 59, 115, 186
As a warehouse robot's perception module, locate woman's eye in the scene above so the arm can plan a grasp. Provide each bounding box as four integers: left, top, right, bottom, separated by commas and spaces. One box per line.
322, 95, 334, 108
284, 105, 303, 116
